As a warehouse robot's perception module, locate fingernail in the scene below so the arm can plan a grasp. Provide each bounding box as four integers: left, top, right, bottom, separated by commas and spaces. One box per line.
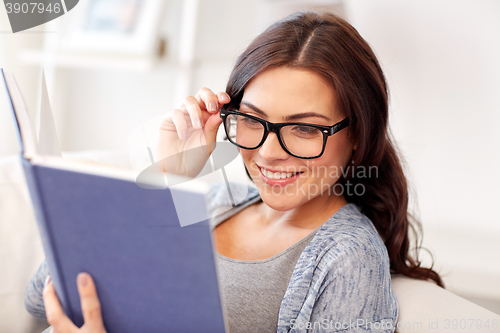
44, 275, 51, 288
220, 93, 229, 101
78, 274, 88, 287
181, 130, 187, 141
209, 101, 217, 112
195, 118, 202, 129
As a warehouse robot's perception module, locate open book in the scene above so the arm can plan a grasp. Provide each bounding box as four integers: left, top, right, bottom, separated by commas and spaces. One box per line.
1, 69, 227, 332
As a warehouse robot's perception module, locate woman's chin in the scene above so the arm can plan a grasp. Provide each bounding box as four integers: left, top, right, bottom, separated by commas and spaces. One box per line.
259, 197, 297, 212
255, 185, 301, 211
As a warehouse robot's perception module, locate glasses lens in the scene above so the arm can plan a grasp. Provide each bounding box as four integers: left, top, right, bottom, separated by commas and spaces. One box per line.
281, 124, 324, 157
225, 113, 265, 148
224, 112, 325, 158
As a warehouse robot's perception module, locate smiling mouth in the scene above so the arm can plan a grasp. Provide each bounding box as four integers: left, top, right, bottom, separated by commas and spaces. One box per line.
259, 167, 303, 180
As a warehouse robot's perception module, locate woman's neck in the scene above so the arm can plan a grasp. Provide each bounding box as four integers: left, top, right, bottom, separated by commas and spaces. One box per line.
256, 193, 348, 231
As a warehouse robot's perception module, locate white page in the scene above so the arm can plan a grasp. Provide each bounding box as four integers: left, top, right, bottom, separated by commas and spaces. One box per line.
37, 71, 61, 156
3, 71, 38, 157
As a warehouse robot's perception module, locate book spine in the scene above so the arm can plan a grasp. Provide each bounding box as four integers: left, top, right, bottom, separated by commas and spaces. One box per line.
21, 158, 75, 321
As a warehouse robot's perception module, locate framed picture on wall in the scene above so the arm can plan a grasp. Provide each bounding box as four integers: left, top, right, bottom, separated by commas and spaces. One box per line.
60, 0, 165, 57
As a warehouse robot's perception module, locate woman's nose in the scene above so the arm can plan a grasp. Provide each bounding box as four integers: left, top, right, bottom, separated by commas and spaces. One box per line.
258, 132, 289, 160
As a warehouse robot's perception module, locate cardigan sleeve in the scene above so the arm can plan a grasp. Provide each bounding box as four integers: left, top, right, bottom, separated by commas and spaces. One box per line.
25, 259, 49, 323
306, 236, 398, 332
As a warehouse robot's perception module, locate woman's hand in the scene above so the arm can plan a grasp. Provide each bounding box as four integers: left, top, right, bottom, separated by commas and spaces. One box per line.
43, 273, 106, 333
155, 88, 230, 178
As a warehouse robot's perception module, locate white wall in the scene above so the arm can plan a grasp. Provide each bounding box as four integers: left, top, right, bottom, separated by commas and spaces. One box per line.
0, 6, 43, 155
42, 0, 266, 152
346, 0, 500, 235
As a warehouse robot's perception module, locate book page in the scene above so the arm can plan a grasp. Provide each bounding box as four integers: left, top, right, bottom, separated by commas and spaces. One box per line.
3, 71, 38, 157
37, 72, 61, 156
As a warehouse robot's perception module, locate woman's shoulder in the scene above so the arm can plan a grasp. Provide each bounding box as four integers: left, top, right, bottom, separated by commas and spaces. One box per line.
283, 204, 397, 331
310, 203, 389, 265
205, 181, 260, 226
206, 181, 259, 207
325, 203, 385, 242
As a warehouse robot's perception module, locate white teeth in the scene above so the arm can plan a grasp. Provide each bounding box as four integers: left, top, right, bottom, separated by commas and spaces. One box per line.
260, 168, 298, 180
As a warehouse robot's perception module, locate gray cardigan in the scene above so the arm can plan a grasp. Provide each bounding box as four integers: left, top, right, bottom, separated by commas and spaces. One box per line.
26, 182, 398, 332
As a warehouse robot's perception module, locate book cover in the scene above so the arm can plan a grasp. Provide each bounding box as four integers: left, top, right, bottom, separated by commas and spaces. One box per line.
1, 69, 227, 333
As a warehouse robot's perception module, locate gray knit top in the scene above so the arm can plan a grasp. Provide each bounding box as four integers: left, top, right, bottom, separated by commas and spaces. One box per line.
213, 194, 320, 333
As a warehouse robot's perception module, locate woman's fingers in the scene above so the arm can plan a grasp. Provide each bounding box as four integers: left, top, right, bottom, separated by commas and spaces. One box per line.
43, 274, 107, 333
43, 277, 77, 333
170, 108, 188, 141
183, 96, 203, 130
195, 88, 222, 113
196, 87, 218, 112
77, 273, 106, 333
156, 88, 231, 166
195, 88, 231, 115
217, 92, 231, 106
181, 89, 230, 133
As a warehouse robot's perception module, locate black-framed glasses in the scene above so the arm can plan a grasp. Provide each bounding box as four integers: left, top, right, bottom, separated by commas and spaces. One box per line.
220, 109, 350, 159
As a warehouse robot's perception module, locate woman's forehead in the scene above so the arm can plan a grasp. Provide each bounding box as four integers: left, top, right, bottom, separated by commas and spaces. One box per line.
241, 67, 341, 122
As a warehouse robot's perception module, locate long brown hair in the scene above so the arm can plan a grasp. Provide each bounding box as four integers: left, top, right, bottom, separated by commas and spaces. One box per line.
225, 11, 443, 287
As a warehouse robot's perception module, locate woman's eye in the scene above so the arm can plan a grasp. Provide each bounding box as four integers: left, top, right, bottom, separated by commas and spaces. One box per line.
297, 126, 312, 132
292, 126, 321, 136
244, 117, 257, 123
241, 117, 259, 124
238, 116, 263, 129
296, 126, 316, 133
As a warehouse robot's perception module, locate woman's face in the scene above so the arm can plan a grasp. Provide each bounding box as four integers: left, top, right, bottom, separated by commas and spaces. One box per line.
239, 66, 355, 211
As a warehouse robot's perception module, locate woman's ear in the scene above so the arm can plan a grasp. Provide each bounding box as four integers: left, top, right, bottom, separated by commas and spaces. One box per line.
346, 127, 357, 151
349, 148, 356, 163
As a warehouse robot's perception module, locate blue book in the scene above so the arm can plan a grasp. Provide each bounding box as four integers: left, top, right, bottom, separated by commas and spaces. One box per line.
1, 69, 227, 333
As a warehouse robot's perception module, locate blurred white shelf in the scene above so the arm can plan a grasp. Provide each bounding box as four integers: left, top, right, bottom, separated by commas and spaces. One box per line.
262, 0, 343, 4
20, 49, 162, 72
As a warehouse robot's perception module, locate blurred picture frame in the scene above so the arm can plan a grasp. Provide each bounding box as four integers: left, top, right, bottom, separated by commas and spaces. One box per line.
60, 0, 165, 57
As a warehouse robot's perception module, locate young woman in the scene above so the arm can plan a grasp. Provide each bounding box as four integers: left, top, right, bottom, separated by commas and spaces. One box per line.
27, 11, 442, 333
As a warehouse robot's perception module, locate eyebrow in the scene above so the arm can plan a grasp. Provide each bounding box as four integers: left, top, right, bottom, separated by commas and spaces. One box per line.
241, 101, 331, 121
